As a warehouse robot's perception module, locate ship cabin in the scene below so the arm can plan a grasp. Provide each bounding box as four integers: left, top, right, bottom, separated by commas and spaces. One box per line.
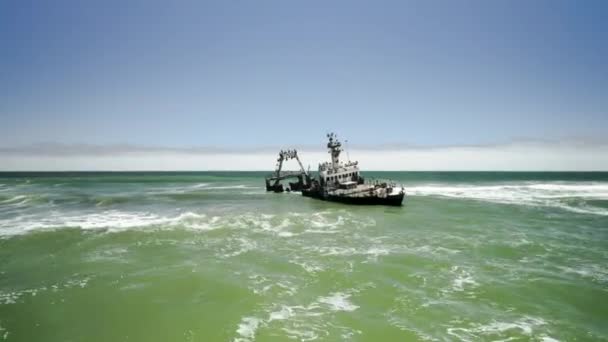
318, 160, 360, 189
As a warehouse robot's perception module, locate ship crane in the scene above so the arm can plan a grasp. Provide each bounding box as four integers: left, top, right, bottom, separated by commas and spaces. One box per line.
265, 149, 311, 192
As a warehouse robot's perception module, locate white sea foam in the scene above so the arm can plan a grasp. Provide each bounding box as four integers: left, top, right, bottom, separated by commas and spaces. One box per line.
204, 185, 261, 190
282, 328, 319, 341
0, 321, 8, 341
268, 306, 294, 321
290, 259, 324, 274
0, 208, 376, 239
303, 244, 391, 263
408, 182, 608, 215
248, 217, 296, 237
219, 237, 257, 258
308, 212, 360, 229
451, 266, 479, 292
0, 276, 91, 305
447, 316, 548, 341
413, 245, 461, 257
0, 210, 219, 236
247, 274, 272, 295
86, 247, 129, 263
441, 266, 479, 296
247, 275, 298, 297
479, 316, 547, 334
302, 228, 341, 234
558, 264, 608, 284
301, 210, 369, 232
409, 182, 608, 199
317, 292, 359, 312
364, 246, 390, 262
234, 316, 261, 342
311, 246, 358, 256
387, 313, 437, 341
148, 183, 261, 195
66, 211, 193, 231
0, 202, 379, 237
241, 191, 265, 195
0, 291, 19, 305
0, 195, 30, 206
234, 288, 362, 341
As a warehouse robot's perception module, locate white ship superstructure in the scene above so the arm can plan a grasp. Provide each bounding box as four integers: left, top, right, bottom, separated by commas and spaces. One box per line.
307, 133, 404, 205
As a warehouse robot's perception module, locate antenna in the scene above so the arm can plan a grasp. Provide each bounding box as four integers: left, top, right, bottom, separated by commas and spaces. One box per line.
345, 139, 350, 162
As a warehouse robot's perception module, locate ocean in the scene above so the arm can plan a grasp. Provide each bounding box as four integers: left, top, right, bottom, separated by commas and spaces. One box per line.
0, 171, 607, 341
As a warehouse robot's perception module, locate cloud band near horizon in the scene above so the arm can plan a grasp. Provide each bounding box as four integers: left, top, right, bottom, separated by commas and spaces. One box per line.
1, 140, 607, 171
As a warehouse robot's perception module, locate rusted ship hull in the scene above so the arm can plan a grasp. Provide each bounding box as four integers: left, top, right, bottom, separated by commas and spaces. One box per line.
301, 189, 405, 206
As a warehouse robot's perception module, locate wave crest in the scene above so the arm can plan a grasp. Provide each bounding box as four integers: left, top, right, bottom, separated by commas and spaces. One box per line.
408, 182, 608, 215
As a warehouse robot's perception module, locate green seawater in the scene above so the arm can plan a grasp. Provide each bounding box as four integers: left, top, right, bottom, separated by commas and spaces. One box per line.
0, 172, 607, 341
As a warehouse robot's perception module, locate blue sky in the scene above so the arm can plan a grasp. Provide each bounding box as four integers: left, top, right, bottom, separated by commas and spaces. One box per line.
1, 0, 607, 152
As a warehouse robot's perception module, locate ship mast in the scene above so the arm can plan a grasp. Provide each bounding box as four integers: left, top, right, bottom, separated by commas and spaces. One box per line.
326, 133, 342, 170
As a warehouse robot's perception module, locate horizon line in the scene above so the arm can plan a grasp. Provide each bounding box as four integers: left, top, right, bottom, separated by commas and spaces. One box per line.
2, 170, 608, 173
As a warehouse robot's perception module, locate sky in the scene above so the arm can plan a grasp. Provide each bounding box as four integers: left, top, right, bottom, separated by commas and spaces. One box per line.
1, 0, 607, 170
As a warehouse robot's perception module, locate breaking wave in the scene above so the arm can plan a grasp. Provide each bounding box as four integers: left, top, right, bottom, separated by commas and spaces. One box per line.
407, 182, 608, 215
233, 289, 362, 342
0, 210, 206, 236
446, 316, 554, 341
0, 209, 374, 238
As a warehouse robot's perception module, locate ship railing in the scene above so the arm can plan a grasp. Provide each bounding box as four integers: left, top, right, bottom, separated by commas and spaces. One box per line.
364, 178, 403, 188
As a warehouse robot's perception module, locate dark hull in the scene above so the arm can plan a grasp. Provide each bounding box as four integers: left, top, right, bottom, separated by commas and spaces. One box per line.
302, 189, 404, 206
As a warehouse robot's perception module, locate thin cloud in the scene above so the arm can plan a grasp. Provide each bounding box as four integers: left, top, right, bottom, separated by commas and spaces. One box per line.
1, 140, 608, 171
2, 138, 607, 156
0, 143, 288, 156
